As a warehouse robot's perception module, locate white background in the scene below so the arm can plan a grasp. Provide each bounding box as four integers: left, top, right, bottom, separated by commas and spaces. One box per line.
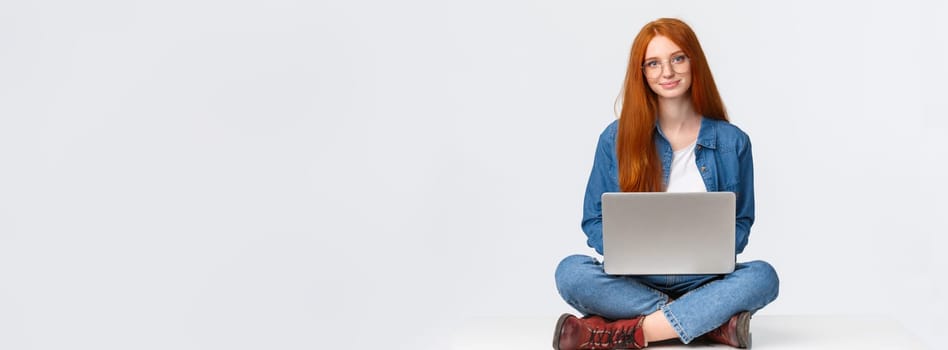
1, 0, 946, 349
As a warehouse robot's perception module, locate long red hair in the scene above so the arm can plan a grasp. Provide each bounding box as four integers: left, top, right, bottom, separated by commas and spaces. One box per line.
616, 18, 728, 192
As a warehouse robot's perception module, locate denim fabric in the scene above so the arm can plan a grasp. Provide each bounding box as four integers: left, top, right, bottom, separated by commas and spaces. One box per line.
555, 255, 779, 343
582, 117, 755, 255
558, 117, 778, 343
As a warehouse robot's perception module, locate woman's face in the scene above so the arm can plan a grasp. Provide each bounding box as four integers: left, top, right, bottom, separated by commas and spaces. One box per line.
643, 35, 692, 100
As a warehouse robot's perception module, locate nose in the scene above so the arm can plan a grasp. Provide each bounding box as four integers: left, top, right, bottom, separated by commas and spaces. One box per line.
661, 61, 675, 78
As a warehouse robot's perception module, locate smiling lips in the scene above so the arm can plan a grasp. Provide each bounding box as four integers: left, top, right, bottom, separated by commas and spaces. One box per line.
659, 80, 680, 89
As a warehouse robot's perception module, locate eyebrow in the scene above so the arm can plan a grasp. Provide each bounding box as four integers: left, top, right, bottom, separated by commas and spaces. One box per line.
644, 50, 686, 61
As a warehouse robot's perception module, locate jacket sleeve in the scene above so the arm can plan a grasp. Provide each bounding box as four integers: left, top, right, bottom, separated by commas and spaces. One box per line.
581, 126, 617, 256
734, 133, 755, 254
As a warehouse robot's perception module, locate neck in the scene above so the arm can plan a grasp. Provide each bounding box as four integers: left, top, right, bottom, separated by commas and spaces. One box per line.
657, 97, 700, 132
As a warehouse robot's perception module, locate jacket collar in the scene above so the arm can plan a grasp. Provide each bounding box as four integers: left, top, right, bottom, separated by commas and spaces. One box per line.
653, 116, 718, 150
696, 116, 717, 149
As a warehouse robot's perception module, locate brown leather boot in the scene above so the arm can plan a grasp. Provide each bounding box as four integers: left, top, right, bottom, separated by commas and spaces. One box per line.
552, 313, 646, 349
703, 311, 751, 348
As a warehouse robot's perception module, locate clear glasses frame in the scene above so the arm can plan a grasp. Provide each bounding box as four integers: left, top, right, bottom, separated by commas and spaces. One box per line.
641, 54, 690, 78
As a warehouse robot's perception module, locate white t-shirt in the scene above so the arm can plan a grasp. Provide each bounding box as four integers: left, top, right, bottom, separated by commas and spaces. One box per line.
665, 142, 708, 193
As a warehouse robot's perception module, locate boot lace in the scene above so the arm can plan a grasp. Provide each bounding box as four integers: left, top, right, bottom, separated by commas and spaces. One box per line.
583, 322, 642, 349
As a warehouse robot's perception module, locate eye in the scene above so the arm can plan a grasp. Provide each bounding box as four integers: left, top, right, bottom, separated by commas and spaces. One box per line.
644, 60, 660, 68
672, 54, 687, 63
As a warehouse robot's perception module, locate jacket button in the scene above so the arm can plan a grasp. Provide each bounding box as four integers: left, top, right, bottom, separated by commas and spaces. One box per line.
700, 166, 707, 172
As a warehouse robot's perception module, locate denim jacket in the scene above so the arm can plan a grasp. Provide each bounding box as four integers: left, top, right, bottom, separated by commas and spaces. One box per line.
582, 117, 755, 255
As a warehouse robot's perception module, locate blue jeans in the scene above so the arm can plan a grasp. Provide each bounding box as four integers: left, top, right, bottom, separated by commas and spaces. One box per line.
554, 254, 779, 344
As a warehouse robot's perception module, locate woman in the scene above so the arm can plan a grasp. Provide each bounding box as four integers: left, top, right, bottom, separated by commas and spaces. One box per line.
552, 18, 779, 349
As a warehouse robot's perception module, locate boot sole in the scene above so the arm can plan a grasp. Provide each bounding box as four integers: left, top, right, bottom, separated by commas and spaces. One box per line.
735, 311, 752, 348
552, 313, 572, 349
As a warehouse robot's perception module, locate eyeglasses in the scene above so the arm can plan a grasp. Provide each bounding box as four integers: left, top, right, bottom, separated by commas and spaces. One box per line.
641, 54, 690, 79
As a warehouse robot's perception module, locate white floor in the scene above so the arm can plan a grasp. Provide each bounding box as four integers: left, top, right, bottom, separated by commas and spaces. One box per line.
449, 315, 929, 349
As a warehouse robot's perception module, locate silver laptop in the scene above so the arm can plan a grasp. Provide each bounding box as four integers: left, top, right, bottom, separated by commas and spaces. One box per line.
601, 192, 736, 275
